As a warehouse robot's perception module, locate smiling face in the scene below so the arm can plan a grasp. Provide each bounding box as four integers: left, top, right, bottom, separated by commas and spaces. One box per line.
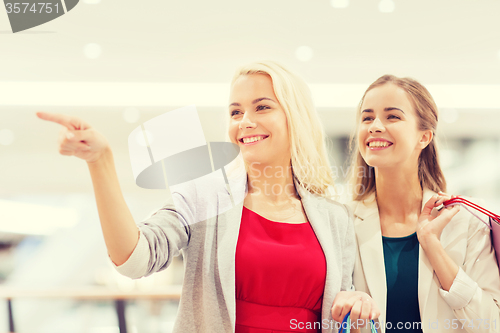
357, 83, 432, 172
228, 74, 291, 167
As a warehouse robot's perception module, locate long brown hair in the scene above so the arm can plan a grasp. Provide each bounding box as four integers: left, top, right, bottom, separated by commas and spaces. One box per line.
349, 75, 447, 201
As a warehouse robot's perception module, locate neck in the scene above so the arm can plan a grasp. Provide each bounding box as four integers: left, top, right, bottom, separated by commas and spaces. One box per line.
375, 165, 423, 219
246, 161, 298, 203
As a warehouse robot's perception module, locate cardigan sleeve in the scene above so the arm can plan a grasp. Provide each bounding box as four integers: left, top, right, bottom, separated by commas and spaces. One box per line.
438, 267, 477, 309
110, 229, 151, 279
439, 209, 500, 333
109, 182, 197, 279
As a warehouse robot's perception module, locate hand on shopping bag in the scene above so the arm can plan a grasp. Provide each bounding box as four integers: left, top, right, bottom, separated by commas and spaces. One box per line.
37, 112, 111, 163
435, 191, 461, 208
417, 195, 461, 246
331, 291, 380, 329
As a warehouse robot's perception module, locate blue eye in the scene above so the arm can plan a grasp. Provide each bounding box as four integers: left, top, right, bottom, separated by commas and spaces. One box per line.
362, 116, 373, 122
388, 115, 400, 120
256, 105, 270, 111
231, 110, 241, 116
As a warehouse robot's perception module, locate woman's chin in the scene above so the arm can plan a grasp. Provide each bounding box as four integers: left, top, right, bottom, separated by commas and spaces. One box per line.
241, 150, 289, 169
242, 154, 266, 167
363, 158, 389, 169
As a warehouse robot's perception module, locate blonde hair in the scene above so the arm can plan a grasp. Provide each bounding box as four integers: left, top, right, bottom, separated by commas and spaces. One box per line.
227, 61, 334, 197
349, 74, 447, 201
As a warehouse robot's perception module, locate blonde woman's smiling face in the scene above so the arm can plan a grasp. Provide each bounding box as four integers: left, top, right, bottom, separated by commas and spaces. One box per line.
228, 74, 290, 167
358, 83, 431, 171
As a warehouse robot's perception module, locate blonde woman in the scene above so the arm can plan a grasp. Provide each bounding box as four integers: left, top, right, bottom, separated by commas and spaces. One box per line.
348, 75, 500, 333
38, 61, 378, 333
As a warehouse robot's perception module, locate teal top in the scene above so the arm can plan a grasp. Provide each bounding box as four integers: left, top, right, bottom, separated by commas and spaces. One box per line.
382, 232, 423, 333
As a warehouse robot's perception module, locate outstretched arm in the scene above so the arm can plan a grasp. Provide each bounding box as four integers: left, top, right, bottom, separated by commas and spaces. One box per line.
37, 112, 139, 266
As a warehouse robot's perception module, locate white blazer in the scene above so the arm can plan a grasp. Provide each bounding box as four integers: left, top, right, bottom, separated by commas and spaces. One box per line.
348, 188, 500, 333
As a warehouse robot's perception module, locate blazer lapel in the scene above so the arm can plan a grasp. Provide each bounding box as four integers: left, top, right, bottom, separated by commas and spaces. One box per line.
418, 188, 437, 320
216, 166, 247, 329
353, 195, 388, 328
294, 181, 334, 324
353, 189, 439, 328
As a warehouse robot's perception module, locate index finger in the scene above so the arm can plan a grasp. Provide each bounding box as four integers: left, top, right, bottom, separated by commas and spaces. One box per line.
36, 112, 86, 130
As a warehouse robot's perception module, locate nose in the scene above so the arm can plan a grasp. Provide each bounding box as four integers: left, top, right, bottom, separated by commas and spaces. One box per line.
239, 111, 257, 130
369, 117, 385, 133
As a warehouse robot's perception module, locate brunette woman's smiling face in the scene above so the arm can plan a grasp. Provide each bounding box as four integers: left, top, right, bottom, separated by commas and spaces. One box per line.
228, 74, 291, 167
358, 83, 432, 171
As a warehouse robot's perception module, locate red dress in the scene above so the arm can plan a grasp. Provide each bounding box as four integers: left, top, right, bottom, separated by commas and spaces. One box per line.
235, 206, 327, 333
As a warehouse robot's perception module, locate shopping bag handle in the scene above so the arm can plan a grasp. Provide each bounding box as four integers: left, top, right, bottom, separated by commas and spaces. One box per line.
338, 311, 379, 333
443, 197, 500, 229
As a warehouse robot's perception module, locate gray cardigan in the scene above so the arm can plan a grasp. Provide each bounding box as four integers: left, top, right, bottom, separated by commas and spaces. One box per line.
114, 168, 355, 333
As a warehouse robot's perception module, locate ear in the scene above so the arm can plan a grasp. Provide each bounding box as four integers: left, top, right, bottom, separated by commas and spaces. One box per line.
418, 130, 433, 149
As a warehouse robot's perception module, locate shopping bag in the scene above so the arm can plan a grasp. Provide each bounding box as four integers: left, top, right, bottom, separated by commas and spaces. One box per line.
338, 312, 379, 333
443, 197, 500, 266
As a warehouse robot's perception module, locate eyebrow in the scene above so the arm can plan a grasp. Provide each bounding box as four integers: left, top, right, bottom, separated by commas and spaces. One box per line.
361, 107, 405, 114
229, 97, 276, 108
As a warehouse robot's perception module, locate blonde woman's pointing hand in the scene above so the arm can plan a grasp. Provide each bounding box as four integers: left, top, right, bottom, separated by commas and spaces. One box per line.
37, 112, 111, 163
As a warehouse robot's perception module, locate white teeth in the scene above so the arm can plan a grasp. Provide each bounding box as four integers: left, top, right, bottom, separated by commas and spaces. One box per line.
242, 136, 266, 144
369, 141, 390, 148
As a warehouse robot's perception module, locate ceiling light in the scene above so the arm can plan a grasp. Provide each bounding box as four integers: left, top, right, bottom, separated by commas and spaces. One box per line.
378, 0, 395, 13
330, 0, 349, 9
84, 43, 102, 59
295, 46, 314, 62
1, 82, 500, 108
0, 200, 78, 235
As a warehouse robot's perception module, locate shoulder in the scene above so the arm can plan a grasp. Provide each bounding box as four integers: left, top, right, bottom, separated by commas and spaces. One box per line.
344, 195, 378, 222
441, 197, 491, 248
456, 197, 491, 234
312, 193, 350, 219
345, 200, 360, 215
169, 170, 233, 202
159, 171, 240, 223
307, 194, 353, 237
